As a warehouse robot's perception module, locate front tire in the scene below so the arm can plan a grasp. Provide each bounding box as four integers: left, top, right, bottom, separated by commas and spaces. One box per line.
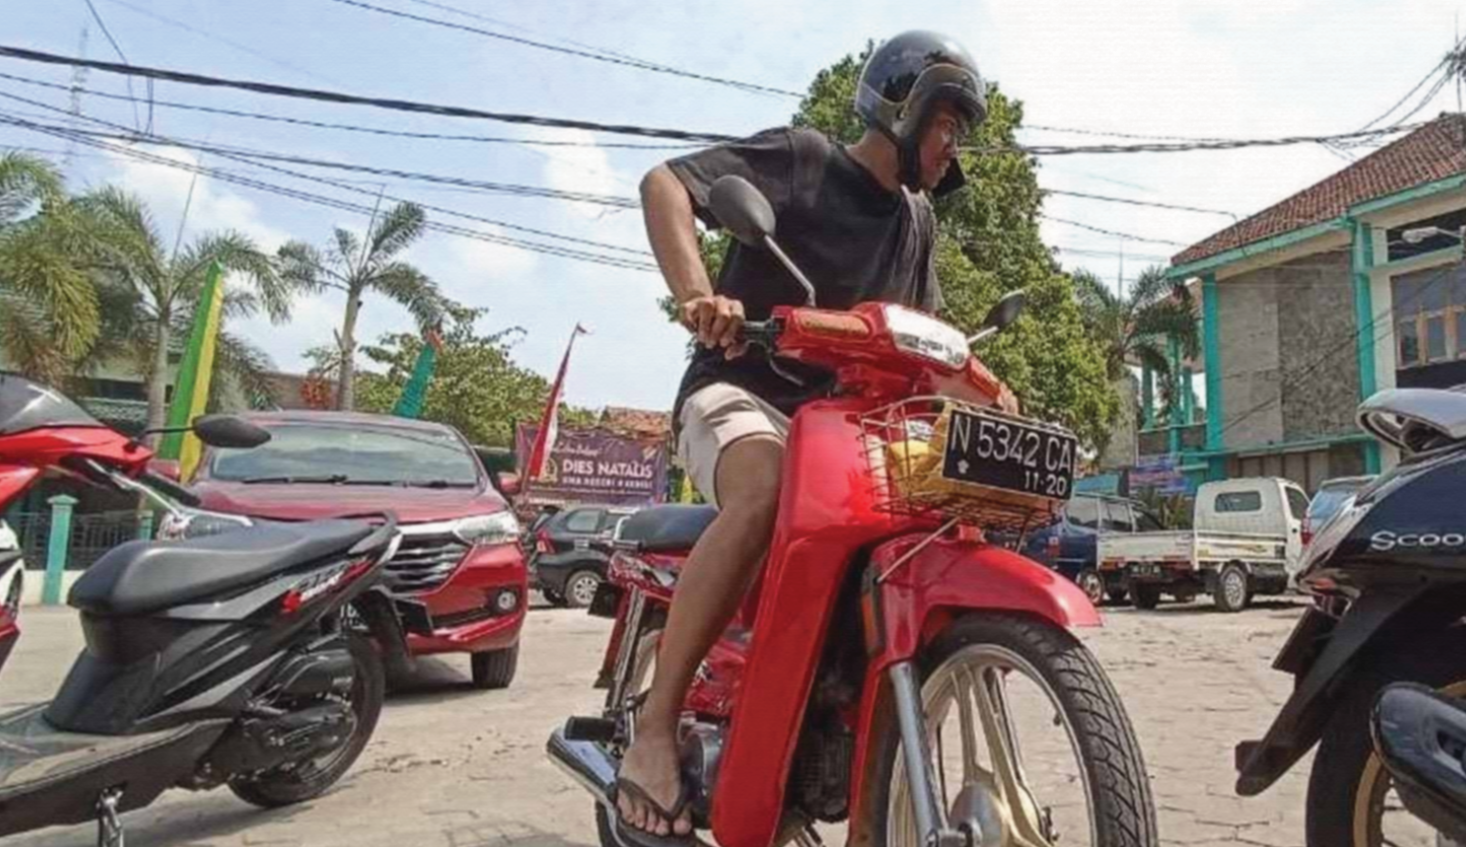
1304, 634, 1466, 847
229, 634, 385, 808
870, 613, 1157, 847
471, 644, 519, 689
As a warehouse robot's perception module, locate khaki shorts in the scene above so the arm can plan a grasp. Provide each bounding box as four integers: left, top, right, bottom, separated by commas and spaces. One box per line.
677, 383, 790, 508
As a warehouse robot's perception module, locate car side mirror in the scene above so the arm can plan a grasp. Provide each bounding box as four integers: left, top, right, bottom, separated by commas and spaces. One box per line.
192, 415, 271, 449
496, 472, 521, 497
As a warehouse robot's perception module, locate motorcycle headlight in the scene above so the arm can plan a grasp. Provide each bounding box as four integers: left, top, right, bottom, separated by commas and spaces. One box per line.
1299, 495, 1373, 588
453, 512, 520, 547
883, 305, 970, 369
157, 509, 255, 541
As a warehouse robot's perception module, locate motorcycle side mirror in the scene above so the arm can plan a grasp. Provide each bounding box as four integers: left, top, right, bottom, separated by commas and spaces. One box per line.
707, 175, 817, 306
967, 290, 1028, 344
192, 415, 272, 449
708, 175, 776, 247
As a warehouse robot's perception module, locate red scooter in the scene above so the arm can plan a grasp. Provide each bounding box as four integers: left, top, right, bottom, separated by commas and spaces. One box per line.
548, 177, 1157, 847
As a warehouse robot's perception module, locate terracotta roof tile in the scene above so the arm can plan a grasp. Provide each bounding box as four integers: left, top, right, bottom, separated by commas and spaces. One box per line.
1172, 114, 1466, 268
599, 406, 672, 439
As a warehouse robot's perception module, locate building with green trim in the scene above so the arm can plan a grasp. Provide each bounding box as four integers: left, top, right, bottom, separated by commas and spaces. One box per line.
1159, 114, 1466, 493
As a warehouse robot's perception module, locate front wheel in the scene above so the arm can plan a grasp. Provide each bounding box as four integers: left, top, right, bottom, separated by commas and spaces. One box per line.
871, 613, 1157, 847
1305, 637, 1466, 847
229, 634, 385, 808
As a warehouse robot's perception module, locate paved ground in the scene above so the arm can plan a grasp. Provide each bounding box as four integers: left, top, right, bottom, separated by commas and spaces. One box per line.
0, 597, 1313, 847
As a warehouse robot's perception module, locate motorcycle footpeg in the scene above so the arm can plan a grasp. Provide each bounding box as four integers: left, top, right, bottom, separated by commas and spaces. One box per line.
564, 716, 617, 743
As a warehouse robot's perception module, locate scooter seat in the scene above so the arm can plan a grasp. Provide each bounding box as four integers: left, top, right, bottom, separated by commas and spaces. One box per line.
618, 505, 718, 553
70, 520, 375, 617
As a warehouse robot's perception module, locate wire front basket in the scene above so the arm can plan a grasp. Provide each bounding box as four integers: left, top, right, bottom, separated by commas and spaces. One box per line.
859, 397, 1073, 534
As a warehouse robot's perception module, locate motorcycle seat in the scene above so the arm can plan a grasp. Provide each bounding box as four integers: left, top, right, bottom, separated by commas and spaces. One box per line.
618, 505, 718, 553
70, 520, 375, 617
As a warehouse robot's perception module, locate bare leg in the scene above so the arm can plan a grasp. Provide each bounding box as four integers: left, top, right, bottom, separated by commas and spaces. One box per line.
617, 436, 783, 837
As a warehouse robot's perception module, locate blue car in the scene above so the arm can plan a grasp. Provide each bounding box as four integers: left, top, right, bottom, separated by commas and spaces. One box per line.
1020, 493, 1165, 605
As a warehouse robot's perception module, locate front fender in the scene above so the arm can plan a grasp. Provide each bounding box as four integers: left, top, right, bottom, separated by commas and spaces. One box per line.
872, 536, 1100, 658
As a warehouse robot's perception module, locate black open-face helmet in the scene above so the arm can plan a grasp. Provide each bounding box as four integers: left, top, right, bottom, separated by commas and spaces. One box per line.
854, 31, 987, 196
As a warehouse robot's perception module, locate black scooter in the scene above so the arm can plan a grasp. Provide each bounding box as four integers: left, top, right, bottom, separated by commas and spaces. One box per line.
1236, 387, 1466, 846
0, 464, 419, 846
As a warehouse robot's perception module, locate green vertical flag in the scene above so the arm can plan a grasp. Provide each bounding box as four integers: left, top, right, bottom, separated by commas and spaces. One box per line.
392, 326, 443, 419
158, 262, 226, 468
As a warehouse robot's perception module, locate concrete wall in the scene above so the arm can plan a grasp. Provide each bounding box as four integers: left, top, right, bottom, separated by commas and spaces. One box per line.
1216, 266, 1283, 448
1098, 374, 1138, 470
1216, 250, 1358, 450
1273, 250, 1360, 440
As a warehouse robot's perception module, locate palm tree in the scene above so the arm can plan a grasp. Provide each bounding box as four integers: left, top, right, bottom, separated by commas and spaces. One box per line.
1074, 265, 1199, 421
81, 187, 292, 429
0, 152, 101, 384
277, 202, 447, 411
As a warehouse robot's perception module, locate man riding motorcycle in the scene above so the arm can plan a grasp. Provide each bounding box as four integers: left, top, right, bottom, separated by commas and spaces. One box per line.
619, 30, 988, 846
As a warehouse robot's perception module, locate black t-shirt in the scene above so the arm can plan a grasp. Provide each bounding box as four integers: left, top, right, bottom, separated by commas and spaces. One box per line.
667, 127, 942, 418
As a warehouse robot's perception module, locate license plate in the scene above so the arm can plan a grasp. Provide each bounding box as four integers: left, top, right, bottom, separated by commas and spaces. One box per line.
1131, 564, 1160, 578
941, 408, 1077, 499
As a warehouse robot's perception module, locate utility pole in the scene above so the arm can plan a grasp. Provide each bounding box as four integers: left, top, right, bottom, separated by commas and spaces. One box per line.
63, 25, 90, 176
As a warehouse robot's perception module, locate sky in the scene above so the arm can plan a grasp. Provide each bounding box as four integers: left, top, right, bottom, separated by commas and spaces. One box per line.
3, 0, 1465, 412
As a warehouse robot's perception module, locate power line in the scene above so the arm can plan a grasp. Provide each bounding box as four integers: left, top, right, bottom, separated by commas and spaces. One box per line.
80, 0, 142, 131
0, 71, 700, 150
99, 0, 346, 85
1040, 214, 1188, 247
0, 45, 743, 143
320, 0, 802, 98
1044, 189, 1238, 218
2, 46, 1436, 157
0, 115, 659, 272
0, 104, 654, 259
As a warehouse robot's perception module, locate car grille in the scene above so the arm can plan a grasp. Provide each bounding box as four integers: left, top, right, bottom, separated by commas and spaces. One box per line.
386, 532, 468, 594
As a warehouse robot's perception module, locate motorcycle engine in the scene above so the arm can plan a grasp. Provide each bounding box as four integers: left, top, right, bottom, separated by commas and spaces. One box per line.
679, 721, 724, 827
790, 718, 855, 822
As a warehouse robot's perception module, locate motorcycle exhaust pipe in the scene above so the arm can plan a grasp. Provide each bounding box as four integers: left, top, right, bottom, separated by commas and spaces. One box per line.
1373, 683, 1466, 843
547, 725, 618, 808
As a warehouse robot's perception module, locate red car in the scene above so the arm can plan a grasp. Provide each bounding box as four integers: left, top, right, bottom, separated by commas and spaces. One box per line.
182, 411, 526, 689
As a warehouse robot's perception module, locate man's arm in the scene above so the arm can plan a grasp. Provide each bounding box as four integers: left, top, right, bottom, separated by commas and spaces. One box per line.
641, 164, 744, 354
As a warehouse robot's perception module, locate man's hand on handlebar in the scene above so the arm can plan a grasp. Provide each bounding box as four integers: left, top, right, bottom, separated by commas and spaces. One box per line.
681, 294, 748, 360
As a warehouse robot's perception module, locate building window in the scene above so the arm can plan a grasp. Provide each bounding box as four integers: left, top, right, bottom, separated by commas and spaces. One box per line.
1394, 263, 1466, 368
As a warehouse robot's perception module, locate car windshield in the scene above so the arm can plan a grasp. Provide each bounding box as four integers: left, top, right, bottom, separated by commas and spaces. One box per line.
205, 422, 480, 487
1308, 484, 1364, 523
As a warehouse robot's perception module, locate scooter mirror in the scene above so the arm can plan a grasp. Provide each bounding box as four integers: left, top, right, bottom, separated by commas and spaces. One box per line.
709, 175, 776, 248
192, 415, 272, 449
983, 290, 1027, 332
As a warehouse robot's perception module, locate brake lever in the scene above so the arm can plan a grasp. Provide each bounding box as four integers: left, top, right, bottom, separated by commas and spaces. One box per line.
740, 319, 805, 387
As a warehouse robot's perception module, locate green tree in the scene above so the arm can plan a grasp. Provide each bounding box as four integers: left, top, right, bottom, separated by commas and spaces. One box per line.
0, 152, 101, 384
349, 306, 594, 448
80, 187, 292, 428
792, 50, 1117, 447
277, 202, 448, 412
1073, 265, 1198, 420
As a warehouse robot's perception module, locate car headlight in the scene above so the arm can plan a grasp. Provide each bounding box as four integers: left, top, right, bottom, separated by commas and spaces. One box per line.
1299, 495, 1373, 587
883, 305, 970, 369
157, 509, 255, 541
453, 512, 520, 546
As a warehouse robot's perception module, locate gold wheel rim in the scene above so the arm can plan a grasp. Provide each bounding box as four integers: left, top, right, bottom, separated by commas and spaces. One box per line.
1351, 680, 1466, 846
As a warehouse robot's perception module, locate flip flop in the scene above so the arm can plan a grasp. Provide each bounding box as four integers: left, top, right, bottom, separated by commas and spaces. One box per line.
611, 775, 697, 847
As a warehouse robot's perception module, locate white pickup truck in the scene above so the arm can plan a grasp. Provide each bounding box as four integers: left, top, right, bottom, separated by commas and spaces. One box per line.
1097, 477, 1310, 612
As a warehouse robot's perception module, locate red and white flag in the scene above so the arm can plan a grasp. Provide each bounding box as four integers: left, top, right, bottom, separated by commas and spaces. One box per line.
526, 324, 588, 482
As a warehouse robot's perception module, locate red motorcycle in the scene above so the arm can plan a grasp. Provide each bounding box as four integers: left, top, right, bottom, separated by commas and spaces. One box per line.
548, 177, 1157, 847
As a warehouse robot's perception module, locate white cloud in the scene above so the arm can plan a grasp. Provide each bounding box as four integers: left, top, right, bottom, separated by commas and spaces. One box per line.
103, 144, 290, 252
524, 127, 630, 218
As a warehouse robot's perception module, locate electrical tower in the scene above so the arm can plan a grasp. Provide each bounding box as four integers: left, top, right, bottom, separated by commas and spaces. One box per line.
63, 25, 90, 175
